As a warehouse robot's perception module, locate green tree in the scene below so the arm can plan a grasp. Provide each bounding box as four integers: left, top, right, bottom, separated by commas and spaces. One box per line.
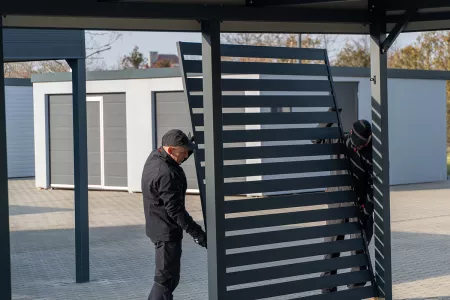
121, 46, 147, 69
334, 36, 370, 67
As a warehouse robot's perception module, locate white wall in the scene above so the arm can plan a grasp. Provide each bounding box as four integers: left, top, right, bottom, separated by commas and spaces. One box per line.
33, 77, 184, 192
33, 74, 448, 193
338, 76, 448, 185
5, 85, 35, 178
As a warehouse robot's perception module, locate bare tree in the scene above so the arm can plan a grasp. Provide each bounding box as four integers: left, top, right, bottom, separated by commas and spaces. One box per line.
85, 31, 123, 70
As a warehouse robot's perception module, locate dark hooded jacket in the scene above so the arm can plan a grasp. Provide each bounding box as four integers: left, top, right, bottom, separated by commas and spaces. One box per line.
142, 148, 203, 242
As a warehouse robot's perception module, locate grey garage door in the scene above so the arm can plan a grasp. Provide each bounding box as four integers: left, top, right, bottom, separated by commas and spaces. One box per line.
155, 91, 198, 190
49, 94, 127, 188
155, 91, 246, 191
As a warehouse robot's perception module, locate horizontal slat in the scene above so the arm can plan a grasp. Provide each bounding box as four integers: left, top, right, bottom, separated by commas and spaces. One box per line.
187, 78, 331, 92
226, 254, 368, 286
225, 206, 359, 231
221, 43, 326, 60
183, 60, 329, 76
178, 42, 202, 56
179, 42, 326, 60
195, 127, 340, 144
225, 190, 356, 214
189, 95, 335, 108
225, 222, 361, 249
217, 159, 348, 178
226, 270, 373, 300
376, 273, 385, 292
375, 262, 385, 279
223, 174, 352, 195
226, 238, 365, 267
192, 112, 338, 126
297, 286, 376, 300
197, 143, 344, 161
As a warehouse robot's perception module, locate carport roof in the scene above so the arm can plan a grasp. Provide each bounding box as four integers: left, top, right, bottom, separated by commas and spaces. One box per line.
1, 0, 450, 33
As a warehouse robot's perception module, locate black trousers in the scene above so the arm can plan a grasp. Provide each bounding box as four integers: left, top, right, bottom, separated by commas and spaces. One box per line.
320, 214, 374, 293
149, 240, 182, 300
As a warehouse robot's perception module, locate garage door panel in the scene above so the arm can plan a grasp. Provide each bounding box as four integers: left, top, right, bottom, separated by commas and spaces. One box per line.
104, 152, 127, 162
103, 95, 127, 188
50, 96, 101, 187
155, 91, 216, 191
50, 162, 73, 174
103, 117, 126, 127
157, 115, 192, 128
104, 128, 127, 140
50, 115, 73, 127
156, 102, 190, 114
50, 142, 73, 151
103, 162, 127, 177
52, 174, 74, 186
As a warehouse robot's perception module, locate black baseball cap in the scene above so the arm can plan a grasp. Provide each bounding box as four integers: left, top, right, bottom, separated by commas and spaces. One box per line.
162, 129, 195, 150
350, 119, 372, 147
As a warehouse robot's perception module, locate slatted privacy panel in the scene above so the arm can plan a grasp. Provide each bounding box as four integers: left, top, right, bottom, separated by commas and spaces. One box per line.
177, 42, 377, 299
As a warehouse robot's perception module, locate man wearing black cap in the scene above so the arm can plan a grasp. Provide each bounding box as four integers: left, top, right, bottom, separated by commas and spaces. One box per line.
142, 129, 207, 300
313, 114, 374, 293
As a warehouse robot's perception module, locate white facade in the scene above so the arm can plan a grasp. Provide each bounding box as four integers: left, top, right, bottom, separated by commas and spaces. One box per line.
32, 68, 448, 192
5, 82, 35, 178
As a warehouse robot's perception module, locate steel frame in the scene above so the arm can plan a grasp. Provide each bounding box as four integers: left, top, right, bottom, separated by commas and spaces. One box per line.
66, 58, 90, 284
369, 0, 392, 298
0, 16, 12, 300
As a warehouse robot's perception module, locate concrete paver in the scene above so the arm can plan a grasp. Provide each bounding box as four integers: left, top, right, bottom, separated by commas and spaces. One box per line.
8, 178, 450, 299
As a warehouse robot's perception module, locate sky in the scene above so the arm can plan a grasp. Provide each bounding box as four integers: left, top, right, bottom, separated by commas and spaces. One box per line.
87, 31, 422, 69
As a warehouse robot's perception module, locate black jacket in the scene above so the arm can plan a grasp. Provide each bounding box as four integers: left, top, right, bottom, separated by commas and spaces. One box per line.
142, 148, 204, 242
313, 122, 374, 215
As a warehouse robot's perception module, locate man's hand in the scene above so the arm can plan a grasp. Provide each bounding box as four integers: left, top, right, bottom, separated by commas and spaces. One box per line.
194, 232, 207, 248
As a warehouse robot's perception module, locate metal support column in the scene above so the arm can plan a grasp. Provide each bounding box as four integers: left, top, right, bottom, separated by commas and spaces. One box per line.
201, 19, 226, 300
370, 0, 392, 299
67, 58, 90, 283
0, 16, 12, 300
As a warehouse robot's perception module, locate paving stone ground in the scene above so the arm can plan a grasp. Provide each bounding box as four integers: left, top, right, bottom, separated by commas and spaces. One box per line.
8, 178, 450, 299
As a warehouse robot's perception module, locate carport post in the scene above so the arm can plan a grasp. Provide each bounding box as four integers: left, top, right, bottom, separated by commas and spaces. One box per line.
0, 17, 12, 300
201, 19, 226, 300
370, 0, 392, 299
66, 58, 90, 283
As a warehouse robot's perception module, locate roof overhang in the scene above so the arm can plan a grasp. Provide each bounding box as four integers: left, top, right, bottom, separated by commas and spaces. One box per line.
1, 0, 450, 34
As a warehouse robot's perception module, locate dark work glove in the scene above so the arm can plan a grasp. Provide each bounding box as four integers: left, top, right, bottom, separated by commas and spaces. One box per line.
194, 232, 207, 248
329, 107, 342, 113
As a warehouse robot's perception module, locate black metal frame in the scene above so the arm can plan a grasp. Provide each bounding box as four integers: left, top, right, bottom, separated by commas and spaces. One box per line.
178, 40, 381, 298
382, 8, 416, 53
0, 16, 12, 300
324, 52, 378, 297
200, 19, 227, 300
246, 0, 352, 6
369, 0, 392, 298
66, 58, 90, 283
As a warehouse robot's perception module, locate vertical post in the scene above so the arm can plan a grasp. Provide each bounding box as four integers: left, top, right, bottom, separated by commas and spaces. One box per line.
369, 1, 392, 299
201, 19, 226, 300
67, 58, 90, 283
0, 16, 12, 300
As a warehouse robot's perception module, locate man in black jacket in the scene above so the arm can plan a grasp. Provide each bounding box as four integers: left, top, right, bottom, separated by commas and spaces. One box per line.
314, 112, 374, 293
142, 129, 207, 300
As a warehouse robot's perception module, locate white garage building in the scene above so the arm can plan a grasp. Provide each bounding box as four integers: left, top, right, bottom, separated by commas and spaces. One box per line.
31, 67, 449, 193
5, 78, 35, 178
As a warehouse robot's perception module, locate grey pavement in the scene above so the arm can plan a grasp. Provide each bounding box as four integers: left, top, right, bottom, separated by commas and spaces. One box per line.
8, 178, 450, 299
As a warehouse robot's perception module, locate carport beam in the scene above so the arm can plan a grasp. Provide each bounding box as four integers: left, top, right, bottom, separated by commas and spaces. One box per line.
67, 58, 90, 283
370, 1, 393, 299
0, 17, 13, 300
